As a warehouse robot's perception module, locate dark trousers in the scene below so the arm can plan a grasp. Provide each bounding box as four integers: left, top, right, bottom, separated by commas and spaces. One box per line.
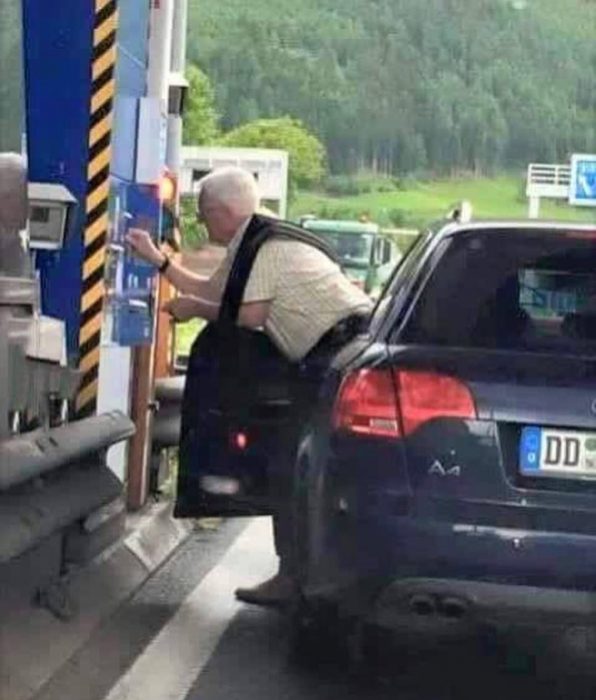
271, 314, 367, 578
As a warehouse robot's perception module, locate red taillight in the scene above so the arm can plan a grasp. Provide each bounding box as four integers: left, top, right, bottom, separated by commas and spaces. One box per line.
229, 431, 249, 451
333, 369, 400, 438
333, 369, 476, 439
564, 230, 596, 240
397, 371, 476, 436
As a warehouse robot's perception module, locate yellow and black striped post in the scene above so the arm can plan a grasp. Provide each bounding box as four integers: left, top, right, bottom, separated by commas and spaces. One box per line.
76, 0, 119, 419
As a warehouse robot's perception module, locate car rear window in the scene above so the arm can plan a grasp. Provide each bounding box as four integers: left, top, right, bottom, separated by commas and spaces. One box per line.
402, 229, 596, 354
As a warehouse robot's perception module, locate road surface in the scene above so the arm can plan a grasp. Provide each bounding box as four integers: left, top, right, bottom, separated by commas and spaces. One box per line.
32, 518, 594, 700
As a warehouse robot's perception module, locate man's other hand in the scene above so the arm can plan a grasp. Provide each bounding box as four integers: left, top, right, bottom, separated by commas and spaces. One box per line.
162, 296, 200, 322
126, 228, 164, 267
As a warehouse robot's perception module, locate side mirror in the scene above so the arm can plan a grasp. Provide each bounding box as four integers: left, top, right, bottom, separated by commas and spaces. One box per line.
375, 238, 392, 266
373, 238, 384, 266
382, 240, 393, 265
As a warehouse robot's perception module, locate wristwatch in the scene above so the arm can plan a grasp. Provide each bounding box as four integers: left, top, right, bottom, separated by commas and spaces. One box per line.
158, 254, 171, 274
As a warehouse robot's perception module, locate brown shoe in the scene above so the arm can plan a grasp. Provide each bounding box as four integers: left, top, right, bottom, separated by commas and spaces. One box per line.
235, 574, 298, 608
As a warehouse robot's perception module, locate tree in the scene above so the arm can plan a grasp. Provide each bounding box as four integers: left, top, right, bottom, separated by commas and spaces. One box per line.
179, 195, 207, 249
182, 64, 220, 146
219, 117, 327, 194
187, 0, 595, 176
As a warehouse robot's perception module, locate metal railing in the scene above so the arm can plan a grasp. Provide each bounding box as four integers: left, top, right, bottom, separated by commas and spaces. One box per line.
527, 163, 571, 188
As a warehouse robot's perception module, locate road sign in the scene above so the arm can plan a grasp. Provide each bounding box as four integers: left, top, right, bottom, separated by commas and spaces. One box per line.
569, 154, 596, 207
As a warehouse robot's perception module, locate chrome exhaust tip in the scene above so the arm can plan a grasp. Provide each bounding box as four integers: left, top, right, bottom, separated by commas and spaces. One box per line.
439, 596, 469, 620
409, 594, 436, 617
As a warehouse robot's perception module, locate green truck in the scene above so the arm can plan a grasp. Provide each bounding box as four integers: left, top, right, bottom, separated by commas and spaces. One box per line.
299, 217, 401, 298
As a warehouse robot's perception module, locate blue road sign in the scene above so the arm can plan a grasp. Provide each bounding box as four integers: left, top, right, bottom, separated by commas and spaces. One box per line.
570, 154, 596, 207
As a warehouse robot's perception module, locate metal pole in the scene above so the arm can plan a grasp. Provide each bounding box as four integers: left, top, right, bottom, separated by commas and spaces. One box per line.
159, 0, 188, 374
170, 0, 188, 74
166, 0, 187, 173
166, 114, 183, 175
127, 0, 175, 510
147, 0, 175, 104
155, 0, 187, 410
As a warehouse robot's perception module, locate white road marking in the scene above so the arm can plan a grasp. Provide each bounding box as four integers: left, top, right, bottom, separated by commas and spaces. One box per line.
102, 517, 277, 700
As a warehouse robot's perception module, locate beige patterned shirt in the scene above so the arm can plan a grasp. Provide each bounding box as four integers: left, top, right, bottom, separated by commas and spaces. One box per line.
210, 222, 373, 361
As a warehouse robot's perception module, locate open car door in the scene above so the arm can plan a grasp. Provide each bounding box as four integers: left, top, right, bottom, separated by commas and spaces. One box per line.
174, 215, 336, 519
174, 323, 300, 518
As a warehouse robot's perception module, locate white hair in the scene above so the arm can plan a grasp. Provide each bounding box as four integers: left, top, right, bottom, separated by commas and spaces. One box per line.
198, 166, 260, 217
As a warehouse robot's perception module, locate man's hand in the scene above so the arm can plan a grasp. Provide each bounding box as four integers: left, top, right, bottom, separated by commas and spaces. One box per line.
162, 296, 202, 322
126, 228, 164, 267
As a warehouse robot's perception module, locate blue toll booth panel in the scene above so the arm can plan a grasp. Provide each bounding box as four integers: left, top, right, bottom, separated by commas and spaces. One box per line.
106, 182, 160, 347
24, 0, 154, 356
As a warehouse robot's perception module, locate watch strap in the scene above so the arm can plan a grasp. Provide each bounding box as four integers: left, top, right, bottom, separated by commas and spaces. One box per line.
158, 254, 171, 274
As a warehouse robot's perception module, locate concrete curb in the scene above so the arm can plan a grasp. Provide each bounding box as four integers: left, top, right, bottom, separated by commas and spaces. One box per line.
0, 501, 194, 700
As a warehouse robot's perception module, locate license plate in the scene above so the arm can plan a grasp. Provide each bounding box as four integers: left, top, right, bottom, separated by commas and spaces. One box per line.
520, 427, 596, 478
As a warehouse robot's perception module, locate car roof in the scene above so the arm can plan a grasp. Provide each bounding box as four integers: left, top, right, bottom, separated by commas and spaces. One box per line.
432, 218, 596, 240
302, 219, 380, 234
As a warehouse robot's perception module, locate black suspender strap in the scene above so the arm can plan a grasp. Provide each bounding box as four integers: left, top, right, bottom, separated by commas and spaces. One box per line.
218, 215, 339, 325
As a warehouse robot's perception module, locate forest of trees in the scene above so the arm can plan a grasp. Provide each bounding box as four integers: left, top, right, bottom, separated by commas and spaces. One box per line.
187, 0, 595, 176
1, 1, 592, 178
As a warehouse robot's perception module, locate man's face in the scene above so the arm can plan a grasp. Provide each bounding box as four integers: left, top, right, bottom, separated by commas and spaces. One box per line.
197, 192, 237, 246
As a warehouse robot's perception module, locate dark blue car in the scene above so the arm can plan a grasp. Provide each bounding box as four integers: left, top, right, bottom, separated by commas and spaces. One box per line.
178, 216, 596, 644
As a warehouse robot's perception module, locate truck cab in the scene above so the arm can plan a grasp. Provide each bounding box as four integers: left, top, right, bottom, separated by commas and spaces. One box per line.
299, 217, 400, 298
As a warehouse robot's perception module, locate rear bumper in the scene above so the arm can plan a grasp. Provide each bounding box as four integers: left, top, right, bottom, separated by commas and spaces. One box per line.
304, 513, 596, 628
369, 577, 596, 632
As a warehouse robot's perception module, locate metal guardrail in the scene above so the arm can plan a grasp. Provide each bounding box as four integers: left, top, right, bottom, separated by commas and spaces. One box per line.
0, 411, 135, 491
0, 463, 122, 563
0, 155, 137, 570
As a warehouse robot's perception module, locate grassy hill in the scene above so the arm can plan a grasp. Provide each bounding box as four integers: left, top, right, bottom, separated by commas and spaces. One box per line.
292, 175, 595, 231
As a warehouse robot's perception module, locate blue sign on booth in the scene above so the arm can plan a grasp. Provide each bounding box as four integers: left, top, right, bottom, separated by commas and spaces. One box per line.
569, 154, 596, 207
106, 182, 160, 346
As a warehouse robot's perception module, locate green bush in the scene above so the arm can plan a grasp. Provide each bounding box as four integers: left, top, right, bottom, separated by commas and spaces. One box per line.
180, 196, 208, 249
516, 176, 527, 204
324, 176, 362, 197
394, 175, 419, 191
388, 208, 408, 227
315, 204, 360, 220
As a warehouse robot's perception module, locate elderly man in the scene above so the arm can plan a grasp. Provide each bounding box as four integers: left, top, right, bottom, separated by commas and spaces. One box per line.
127, 167, 372, 606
